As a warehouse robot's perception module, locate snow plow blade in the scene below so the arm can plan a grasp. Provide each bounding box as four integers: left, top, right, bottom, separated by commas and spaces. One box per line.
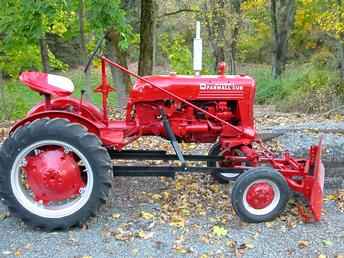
308, 138, 325, 221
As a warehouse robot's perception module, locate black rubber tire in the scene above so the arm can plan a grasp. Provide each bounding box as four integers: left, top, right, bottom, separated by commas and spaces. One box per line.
0, 118, 112, 230
231, 167, 290, 223
208, 143, 229, 184
208, 143, 245, 184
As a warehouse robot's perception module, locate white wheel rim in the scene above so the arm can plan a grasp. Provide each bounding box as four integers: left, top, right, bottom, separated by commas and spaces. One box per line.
242, 179, 280, 216
11, 140, 94, 219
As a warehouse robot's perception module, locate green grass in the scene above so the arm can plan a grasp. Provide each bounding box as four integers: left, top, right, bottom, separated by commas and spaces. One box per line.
1, 69, 117, 120
241, 63, 343, 112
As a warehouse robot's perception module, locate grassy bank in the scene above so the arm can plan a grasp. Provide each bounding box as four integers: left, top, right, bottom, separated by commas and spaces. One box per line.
242, 63, 344, 113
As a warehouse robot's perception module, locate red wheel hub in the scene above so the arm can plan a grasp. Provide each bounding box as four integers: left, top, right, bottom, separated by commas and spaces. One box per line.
23, 148, 85, 203
246, 182, 275, 209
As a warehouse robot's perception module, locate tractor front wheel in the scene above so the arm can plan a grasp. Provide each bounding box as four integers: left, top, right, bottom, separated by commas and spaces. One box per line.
0, 118, 112, 230
208, 143, 246, 184
231, 167, 290, 223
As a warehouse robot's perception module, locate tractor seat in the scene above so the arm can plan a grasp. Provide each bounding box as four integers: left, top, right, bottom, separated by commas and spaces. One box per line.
20, 72, 75, 97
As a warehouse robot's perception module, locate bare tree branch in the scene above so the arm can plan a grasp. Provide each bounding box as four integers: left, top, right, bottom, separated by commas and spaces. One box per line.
158, 9, 199, 19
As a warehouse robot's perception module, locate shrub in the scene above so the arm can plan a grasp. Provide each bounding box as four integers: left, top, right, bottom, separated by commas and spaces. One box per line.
252, 63, 343, 113
160, 34, 193, 75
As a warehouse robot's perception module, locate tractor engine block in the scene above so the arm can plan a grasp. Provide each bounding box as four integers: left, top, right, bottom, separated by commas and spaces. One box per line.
135, 100, 240, 143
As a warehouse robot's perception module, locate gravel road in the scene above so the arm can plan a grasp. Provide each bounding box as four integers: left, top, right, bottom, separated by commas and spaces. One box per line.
1, 117, 344, 258
0, 176, 344, 258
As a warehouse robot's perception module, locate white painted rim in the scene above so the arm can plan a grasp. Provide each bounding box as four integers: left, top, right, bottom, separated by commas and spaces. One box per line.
11, 140, 94, 219
242, 179, 280, 216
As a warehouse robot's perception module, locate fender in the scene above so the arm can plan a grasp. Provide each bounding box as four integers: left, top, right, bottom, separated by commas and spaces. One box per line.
10, 111, 104, 137
28, 97, 104, 122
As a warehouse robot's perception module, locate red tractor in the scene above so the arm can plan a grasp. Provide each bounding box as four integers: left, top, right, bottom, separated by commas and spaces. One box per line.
0, 45, 324, 230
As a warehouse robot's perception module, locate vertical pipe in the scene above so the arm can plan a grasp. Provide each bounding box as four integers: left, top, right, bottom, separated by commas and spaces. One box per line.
101, 59, 109, 125
193, 21, 203, 76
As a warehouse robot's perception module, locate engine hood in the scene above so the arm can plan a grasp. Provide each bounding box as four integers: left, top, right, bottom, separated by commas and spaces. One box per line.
130, 74, 256, 102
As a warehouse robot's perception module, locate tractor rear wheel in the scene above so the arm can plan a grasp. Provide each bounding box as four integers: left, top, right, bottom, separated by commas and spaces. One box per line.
231, 167, 289, 223
0, 118, 112, 230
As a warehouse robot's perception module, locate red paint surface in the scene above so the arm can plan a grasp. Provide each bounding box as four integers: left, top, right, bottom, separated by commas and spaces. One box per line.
23, 149, 85, 203
20, 72, 73, 97
246, 182, 275, 209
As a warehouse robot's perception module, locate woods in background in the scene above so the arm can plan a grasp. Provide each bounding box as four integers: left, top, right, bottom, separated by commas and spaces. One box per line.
0, 0, 344, 116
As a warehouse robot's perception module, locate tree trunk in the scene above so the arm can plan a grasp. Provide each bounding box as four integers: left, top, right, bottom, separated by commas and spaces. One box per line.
214, 47, 225, 71
78, 0, 92, 101
338, 40, 344, 81
228, 37, 237, 74
45, 33, 81, 68
0, 71, 8, 120
105, 29, 131, 109
39, 36, 50, 73
204, 0, 226, 72
271, 0, 296, 79
336, 0, 344, 81
228, 0, 242, 75
78, 0, 87, 65
152, 2, 158, 74
138, 0, 155, 76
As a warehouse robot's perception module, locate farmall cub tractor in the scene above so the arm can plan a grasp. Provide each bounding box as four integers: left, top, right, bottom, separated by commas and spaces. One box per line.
0, 26, 325, 230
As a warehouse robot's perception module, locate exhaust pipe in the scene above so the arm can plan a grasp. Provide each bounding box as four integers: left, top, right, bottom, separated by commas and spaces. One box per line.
193, 21, 203, 76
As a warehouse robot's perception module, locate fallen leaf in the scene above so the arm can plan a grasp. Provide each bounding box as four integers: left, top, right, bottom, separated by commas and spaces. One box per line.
298, 240, 309, 249
114, 227, 132, 241
151, 194, 162, 201
200, 235, 210, 244
170, 215, 185, 228
212, 225, 228, 238
173, 244, 191, 254
265, 222, 274, 228
318, 255, 327, 258
227, 240, 236, 248
326, 194, 337, 201
140, 211, 154, 220
131, 249, 139, 256
111, 213, 121, 219
322, 239, 333, 247
0, 212, 9, 221
336, 191, 344, 212
245, 242, 255, 249
200, 254, 209, 258
15, 250, 21, 257
136, 230, 154, 240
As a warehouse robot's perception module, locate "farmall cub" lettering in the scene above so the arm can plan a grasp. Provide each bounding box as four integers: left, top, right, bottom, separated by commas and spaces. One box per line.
200, 83, 243, 91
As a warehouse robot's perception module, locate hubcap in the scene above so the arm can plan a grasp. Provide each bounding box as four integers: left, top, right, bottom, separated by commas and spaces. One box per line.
245, 182, 275, 209
23, 149, 85, 203
242, 179, 280, 216
11, 140, 94, 219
